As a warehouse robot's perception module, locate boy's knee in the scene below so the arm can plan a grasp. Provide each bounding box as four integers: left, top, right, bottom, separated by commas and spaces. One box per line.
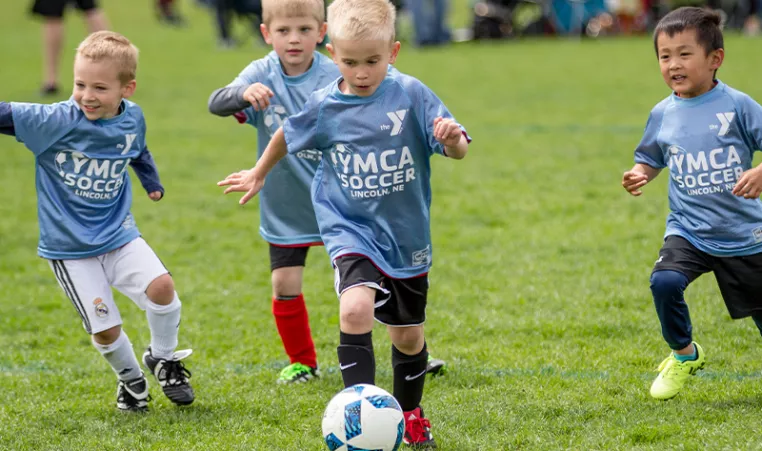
146, 274, 175, 305
340, 302, 374, 328
271, 267, 302, 298
92, 325, 121, 345
650, 270, 689, 298
391, 328, 424, 354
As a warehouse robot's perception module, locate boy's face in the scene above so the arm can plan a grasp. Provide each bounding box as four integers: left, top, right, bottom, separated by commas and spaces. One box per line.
261, 16, 327, 76
326, 39, 400, 97
656, 29, 723, 99
73, 55, 135, 121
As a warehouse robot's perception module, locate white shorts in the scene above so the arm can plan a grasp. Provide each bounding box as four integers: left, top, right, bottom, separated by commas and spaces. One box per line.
48, 237, 169, 334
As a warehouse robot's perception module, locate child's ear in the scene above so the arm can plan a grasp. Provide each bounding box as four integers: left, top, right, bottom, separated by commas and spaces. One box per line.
121, 80, 137, 99
318, 22, 328, 43
389, 41, 401, 64
261, 23, 273, 45
710, 48, 724, 70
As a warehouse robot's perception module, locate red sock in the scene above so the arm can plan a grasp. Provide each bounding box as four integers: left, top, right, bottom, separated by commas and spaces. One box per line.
272, 294, 317, 368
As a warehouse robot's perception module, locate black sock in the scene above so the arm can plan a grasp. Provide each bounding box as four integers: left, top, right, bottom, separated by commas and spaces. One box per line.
337, 331, 375, 387
392, 342, 428, 412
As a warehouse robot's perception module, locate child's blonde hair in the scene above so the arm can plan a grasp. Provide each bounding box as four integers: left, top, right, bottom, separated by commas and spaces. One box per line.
262, 0, 325, 26
75, 31, 139, 85
327, 0, 396, 42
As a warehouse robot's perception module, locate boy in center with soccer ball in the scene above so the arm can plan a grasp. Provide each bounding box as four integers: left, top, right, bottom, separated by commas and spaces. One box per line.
218, 0, 470, 446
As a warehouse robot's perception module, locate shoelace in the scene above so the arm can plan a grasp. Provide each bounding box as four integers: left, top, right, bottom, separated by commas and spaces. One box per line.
163, 360, 192, 386
659, 357, 692, 378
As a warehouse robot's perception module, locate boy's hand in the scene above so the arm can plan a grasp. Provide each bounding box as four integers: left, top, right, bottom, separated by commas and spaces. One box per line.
148, 191, 163, 201
217, 169, 264, 205
732, 166, 762, 199
242, 83, 274, 111
433, 117, 462, 147
622, 170, 649, 196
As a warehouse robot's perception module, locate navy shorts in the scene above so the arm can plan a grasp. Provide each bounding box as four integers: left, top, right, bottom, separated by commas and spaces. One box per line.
653, 235, 762, 319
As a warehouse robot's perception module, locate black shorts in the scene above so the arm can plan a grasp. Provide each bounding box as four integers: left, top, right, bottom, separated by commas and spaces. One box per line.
269, 244, 310, 271
32, 0, 97, 18
333, 255, 428, 326
653, 235, 762, 319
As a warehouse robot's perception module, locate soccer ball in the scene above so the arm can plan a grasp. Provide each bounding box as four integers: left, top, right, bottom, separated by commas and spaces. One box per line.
322, 384, 405, 451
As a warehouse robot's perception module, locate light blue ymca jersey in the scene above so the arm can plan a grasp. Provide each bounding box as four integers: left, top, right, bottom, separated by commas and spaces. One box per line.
283, 68, 469, 278
11, 99, 146, 259
229, 50, 340, 245
634, 81, 762, 256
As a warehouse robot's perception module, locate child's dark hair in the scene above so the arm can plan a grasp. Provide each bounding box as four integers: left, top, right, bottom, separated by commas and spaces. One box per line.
653, 7, 723, 56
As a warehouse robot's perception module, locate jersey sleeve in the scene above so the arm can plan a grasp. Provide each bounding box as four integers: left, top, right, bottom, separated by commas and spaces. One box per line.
283, 92, 323, 154
10, 101, 79, 155
129, 117, 164, 195
737, 94, 762, 152
408, 80, 469, 156
633, 106, 666, 168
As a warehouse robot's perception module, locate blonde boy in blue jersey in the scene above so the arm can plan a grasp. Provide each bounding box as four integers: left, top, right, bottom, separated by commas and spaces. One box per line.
219, 0, 470, 446
0, 31, 194, 411
622, 7, 762, 400
209, 0, 335, 385
210, 0, 449, 384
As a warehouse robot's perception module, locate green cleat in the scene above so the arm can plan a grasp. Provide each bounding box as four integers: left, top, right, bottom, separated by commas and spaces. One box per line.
426, 355, 447, 377
650, 342, 705, 400
277, 362, 320, 384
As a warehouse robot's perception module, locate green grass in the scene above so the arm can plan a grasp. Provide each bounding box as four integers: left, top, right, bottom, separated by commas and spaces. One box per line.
3, 2, 762, 450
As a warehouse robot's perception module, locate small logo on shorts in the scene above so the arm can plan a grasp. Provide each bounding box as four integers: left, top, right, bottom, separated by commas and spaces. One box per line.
412, 246, 431, 266
93, 298, 109, 318
753, 227, 762, 243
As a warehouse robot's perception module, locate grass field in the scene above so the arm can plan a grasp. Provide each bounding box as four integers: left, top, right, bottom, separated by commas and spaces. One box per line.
2, 1, 762, 450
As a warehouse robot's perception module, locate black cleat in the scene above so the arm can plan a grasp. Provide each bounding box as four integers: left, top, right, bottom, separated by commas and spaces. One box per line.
426, 356, 447, 377
142, 347, 195, 406
116, 373, 150, 412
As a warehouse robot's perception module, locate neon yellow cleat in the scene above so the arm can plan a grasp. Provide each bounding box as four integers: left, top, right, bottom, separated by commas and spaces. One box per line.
650, 342, 705, 400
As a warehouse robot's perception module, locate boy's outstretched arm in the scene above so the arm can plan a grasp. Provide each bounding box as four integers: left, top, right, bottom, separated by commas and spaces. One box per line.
434, 117, 468, 159
208, 83, 274, 116
217, 126, 288, 205
208, 86, 250, 117
130, 147, 164, 201
622, 163, 661, 196
0, 102, 15, 136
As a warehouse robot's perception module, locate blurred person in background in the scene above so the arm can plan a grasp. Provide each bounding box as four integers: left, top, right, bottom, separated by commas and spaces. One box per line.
31, 0, 109, 96
156, 0, 185, 25
405, 0, 452, 45
214, 0, 264, 48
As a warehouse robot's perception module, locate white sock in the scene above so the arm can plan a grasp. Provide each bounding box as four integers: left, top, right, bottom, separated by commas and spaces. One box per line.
92, 331, 142, 381
146, 293, 181, 360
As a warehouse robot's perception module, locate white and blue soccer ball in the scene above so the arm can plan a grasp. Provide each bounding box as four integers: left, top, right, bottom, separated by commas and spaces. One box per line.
322, 384, 404, 451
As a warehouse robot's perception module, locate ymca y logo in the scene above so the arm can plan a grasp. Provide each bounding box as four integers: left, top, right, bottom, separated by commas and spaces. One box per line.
715, 112, 735, 136
385, 109, 408, 136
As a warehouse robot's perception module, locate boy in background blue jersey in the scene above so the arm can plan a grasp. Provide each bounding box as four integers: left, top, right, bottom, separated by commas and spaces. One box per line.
219, 0, 469, 446
622, 7, 762, 401
209, 0, 336, 385
0, 31, 194, 411
210, 0, 448, 385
